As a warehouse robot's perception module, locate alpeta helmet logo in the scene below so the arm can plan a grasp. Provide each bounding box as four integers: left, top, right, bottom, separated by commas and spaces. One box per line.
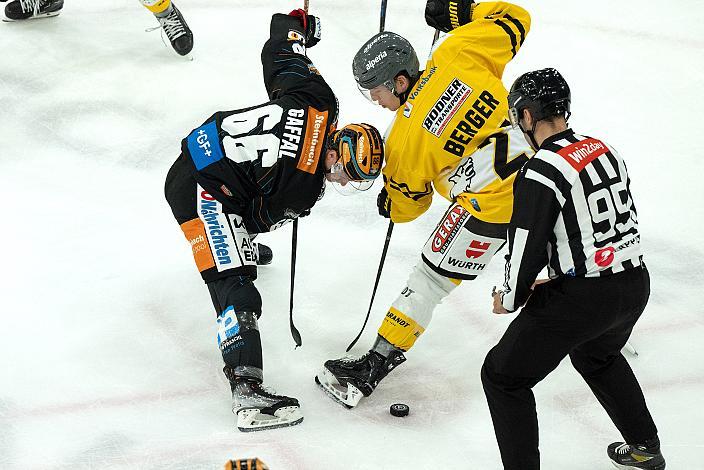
366, 51, 387, 70
364, 33, 389, 53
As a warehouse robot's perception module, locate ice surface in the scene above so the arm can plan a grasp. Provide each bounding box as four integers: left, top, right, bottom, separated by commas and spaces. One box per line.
1, 0, 703, 468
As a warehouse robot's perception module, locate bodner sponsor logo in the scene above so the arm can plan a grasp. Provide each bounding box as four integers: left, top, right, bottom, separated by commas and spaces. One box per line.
423, 78, 473, 137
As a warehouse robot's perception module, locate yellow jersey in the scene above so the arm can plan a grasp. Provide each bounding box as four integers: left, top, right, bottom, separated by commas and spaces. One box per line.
383, 2, 531, 224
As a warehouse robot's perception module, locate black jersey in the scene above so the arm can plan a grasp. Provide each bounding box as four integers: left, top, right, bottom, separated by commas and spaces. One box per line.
179, 14, 338, 233
501, 129, 642, 312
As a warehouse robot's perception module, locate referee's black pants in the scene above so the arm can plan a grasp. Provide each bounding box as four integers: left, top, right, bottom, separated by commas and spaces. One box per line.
481, 266, 658, 470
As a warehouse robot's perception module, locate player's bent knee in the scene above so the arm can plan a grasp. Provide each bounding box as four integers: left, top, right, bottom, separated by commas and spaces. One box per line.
422, 202, 507, 280
569, 351, 617, 377
209, 275, 262, 317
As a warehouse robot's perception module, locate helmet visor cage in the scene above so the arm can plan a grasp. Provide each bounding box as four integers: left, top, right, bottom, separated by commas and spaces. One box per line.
357, 81, 395, 106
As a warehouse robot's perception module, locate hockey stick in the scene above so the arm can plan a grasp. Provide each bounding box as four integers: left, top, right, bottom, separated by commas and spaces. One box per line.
289, 219, 302, 348
343, 0, 395, 353
286, 1, 310, 349
379, 0, 388, 32
345, 220, 394, 352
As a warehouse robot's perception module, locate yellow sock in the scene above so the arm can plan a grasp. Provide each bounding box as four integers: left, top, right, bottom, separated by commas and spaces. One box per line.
141, 0, 171, 15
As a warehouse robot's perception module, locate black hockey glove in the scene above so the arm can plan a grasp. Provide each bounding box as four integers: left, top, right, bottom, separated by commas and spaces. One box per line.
425, 0, 473, 33
377, 187, 392, 219
289, 9, 322, 47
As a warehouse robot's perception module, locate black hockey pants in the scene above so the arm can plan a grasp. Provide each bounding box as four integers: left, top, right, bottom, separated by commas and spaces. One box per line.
481, 266, 658, 470
165, 156, 264, 382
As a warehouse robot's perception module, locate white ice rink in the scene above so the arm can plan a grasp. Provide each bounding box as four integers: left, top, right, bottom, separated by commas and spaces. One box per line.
2, 0, 703, 468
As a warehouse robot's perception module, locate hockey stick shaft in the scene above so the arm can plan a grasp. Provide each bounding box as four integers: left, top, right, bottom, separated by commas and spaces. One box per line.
289, 219, 302, 347
379, 0, 388, 32
345, 220, 394, 352
287, 0, 309, 349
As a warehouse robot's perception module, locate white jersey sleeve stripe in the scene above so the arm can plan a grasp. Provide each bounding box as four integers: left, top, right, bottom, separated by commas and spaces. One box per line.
524, 168, 566, 206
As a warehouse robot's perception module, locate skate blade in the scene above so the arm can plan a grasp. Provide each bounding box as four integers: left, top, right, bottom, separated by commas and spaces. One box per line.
610, 463, 663, 470
2, 11, 61, 22
315, 369, 364, 409
236, 406, 303, 432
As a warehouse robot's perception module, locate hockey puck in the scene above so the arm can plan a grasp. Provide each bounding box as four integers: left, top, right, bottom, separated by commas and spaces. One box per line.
389, 403, 409, 417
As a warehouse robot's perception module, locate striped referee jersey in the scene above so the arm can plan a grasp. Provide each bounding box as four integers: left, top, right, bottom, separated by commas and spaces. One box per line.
501, 129, 642, 312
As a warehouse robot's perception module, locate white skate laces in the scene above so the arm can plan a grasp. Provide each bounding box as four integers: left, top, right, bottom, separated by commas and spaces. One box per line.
19, 0, 40, 15
148, 8, 187, 41
615, 443, 632, 454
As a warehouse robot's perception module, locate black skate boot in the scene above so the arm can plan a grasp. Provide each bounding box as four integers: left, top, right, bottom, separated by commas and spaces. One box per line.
253, 242, 273, 266
230, 377, 303, 432
607, 441, 666, 469
152, 2, 193, 56
316, 349, 406, 408
3, 0, 63, 21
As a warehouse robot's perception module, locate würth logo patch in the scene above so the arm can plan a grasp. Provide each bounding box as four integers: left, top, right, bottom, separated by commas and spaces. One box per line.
466, 240, 491, 259
423, 78, 473, 137
557, 138, 609, 172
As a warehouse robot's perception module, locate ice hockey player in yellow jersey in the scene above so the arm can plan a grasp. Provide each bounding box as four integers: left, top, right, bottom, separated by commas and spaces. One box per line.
316, 0, 534, 409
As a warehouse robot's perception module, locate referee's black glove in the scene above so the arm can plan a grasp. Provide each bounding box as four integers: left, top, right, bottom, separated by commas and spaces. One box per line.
377, 188, 392, 219
425, 0, 473, 33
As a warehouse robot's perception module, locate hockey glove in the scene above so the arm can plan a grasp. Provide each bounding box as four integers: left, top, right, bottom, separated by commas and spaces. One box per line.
289, 9, 322, 47
377, 187, 392, 219
425, 0, 473, 33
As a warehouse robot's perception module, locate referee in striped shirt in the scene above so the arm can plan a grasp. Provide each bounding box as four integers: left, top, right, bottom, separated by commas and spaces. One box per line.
481, 68, 665, 470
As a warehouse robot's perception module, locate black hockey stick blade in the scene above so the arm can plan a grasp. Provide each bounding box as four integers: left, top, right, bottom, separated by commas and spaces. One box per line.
345, 220, 394, 352
289, 219, 302, 348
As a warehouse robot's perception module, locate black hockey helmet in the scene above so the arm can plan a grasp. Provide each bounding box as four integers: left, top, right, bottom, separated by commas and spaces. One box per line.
352, 32, 420, 97
508, 68, 571, 127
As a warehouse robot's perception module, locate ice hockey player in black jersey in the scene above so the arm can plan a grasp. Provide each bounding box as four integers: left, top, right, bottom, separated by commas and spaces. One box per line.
482, 68, 665, 470
164, 10, 384, 432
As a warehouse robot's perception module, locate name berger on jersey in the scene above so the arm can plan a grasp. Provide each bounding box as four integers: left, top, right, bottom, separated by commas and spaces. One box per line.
444, 90, 500, 157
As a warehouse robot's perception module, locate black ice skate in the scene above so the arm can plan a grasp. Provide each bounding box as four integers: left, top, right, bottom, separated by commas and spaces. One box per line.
253, 242, 273, 266
151, 2, 193, 56
315, 350, 406, 408
231, 378, 303, 432
3, 0, 63, 21
607, 442, 666, 470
